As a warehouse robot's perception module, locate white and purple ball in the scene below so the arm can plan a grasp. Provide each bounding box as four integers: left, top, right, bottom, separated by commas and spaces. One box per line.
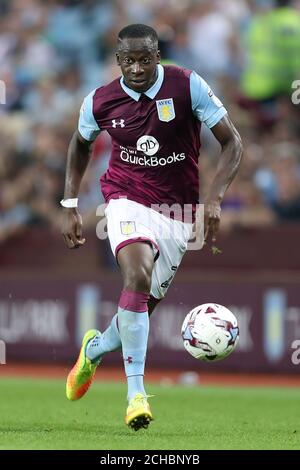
181, 303, 239, 362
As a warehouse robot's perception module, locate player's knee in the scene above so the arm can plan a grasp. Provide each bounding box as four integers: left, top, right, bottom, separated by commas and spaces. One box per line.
123, 266, 152, 293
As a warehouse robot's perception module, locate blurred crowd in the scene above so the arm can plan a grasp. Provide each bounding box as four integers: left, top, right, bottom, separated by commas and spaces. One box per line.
1, 0, 300, 247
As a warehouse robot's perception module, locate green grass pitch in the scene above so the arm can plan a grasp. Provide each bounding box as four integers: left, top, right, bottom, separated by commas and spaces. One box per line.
0, 377, 299, 450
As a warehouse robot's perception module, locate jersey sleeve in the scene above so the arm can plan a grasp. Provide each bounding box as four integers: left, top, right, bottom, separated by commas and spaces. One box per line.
190, 71, 227, 128
78, 89, 101, 141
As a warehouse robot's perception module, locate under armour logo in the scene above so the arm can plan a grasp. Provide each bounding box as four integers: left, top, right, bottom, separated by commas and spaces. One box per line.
112, 119, 125, 128
124, 356, 133, 364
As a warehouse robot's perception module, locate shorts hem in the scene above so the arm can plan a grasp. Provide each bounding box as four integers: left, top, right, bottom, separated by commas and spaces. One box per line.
115, 237, 160, 261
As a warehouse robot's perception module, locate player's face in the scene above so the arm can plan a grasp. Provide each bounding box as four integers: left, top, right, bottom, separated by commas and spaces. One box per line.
116, 37, 160, 93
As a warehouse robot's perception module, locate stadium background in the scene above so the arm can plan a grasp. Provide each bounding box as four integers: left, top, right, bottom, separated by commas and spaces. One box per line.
1, 0, 300, 450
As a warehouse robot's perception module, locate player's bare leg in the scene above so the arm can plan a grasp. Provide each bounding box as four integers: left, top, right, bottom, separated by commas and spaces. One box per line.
117, 241, 155, 430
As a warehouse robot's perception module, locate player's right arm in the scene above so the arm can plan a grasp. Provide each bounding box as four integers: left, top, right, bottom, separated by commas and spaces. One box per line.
61, 131, 92, 249
61, 90, 100, 249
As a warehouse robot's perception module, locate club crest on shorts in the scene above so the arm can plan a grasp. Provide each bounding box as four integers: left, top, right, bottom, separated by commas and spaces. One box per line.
156, 98, 175, 122
120, 221, 136, 235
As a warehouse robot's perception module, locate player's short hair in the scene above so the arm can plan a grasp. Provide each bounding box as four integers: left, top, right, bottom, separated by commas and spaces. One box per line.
118, 24, 158, 49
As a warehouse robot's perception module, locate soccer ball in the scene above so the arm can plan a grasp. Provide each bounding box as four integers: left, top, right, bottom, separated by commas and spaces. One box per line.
181, 303, 239, 362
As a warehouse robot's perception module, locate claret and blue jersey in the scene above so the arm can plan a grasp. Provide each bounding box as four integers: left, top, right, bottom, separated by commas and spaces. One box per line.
78, 64, 227, 210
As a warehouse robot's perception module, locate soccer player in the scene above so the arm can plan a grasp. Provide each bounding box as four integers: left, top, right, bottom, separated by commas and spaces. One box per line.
61, 24, 243, 431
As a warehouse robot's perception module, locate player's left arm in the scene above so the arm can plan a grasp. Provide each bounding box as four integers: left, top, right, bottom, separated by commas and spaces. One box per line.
206, 115, 243, 244
190, 71, 243, 244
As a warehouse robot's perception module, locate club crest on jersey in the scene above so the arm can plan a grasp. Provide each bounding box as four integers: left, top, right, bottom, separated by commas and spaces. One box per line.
156, 98, 175, 122
120, 221, 136, 235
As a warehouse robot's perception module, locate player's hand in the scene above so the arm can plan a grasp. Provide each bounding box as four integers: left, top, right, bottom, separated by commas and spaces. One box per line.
61, 208, 86, 249
204, 200, 221, 245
